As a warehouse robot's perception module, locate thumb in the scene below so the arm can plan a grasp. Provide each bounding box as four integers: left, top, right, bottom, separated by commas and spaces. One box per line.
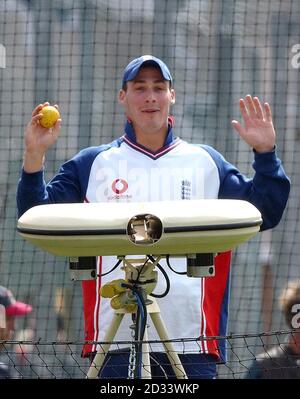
231, 120, 246, 138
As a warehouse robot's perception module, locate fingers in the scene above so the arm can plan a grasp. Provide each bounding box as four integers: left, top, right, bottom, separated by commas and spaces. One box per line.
239, 95, 272, 122
253, 97, 264, 119
245, 95, 256, 116
31, 102, 61, 117
242, 95, 262, 120
30, 103, 61, 129
53, 118, 62, 132
30, 113, 43, 127
263, 102, 272, 122
238, 98, 250, 122
32, 102, 49, 117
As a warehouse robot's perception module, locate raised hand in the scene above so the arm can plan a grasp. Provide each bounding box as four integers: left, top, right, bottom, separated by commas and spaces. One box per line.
231, 95, 275, 153
23, 102, 62, 173
25, 102, 61, 153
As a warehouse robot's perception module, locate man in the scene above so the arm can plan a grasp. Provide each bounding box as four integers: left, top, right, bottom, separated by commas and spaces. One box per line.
0, 285, 32, 378
17, 55, 290, 378
246, 279, 300, 379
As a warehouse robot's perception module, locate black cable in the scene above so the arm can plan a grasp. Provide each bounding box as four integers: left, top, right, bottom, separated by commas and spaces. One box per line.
134, 303, 142, 379
122, 283, 148, 340
137, 291, 147, 340
132, 257, 149, 284
121, 256, 172, 377
147, 255, 170, 298
166, 255, 187, 275
97, 258, 122, 277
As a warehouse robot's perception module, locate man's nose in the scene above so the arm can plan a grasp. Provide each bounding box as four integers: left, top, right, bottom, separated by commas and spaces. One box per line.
145, 89, 157, 102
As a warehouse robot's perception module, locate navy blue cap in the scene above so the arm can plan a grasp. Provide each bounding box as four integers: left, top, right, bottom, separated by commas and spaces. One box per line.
122, 55, 172, 87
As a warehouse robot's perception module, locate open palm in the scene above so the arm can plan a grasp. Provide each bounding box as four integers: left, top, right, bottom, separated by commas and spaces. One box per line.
231, 95, 276, 153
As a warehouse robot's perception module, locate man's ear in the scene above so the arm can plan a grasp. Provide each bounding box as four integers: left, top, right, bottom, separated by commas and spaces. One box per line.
170, 88, 176, 105
118, 89, 126, 104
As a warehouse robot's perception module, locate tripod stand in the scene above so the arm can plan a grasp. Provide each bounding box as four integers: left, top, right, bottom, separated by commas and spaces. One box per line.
86, 256, 187, 379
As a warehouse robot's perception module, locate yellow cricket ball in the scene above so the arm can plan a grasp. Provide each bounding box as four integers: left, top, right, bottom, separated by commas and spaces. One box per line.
39, 105, 60, 128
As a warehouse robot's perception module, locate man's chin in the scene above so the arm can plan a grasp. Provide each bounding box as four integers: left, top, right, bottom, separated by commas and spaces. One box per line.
142, 126, 165, 135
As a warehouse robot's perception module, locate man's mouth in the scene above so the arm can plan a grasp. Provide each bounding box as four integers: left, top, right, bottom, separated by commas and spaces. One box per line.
142, 109, 159, 113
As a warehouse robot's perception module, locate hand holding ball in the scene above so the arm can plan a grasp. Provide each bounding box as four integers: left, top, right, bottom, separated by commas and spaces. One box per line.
39, 105, 60, 128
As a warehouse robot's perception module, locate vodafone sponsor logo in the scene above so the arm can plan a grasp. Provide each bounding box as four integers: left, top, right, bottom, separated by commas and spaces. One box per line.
111, 178, 128, 195
109, 178, 131, 200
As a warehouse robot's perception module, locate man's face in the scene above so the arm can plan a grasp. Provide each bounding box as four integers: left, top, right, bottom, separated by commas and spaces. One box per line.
118, 66, 175, 137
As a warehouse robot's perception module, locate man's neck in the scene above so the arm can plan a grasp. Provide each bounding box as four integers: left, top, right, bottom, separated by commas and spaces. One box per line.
135, 132, 166, 152
125, 120, 171, 152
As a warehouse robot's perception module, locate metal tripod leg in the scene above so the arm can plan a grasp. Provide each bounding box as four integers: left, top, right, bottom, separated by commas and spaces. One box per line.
86, 310, 152, 379
141, 327, 151, 378
86, 312, 124, 379
86, 298, 187, 379
149, 303, 187, 379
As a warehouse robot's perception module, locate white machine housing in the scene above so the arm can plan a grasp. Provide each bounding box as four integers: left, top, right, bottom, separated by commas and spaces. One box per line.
17, 199, 262, 257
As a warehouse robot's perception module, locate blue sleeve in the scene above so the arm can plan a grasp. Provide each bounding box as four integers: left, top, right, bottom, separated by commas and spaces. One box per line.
16, 146, 102, 217
201, 145, 290, 231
